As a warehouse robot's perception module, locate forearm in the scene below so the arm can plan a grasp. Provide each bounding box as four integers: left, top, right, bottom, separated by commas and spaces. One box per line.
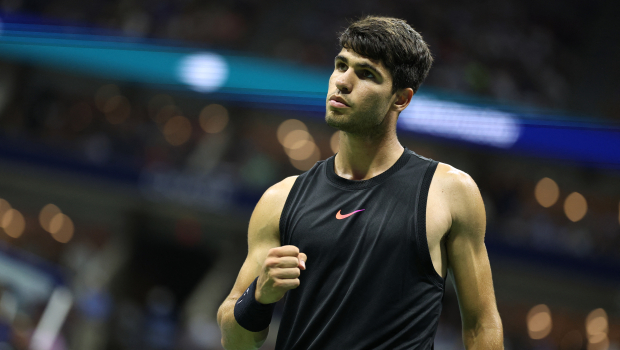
217, 298, 269, 350
462, 316, 504, 350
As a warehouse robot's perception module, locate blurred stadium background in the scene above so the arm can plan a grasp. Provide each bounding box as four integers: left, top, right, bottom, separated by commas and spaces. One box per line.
0, 0, 619, 349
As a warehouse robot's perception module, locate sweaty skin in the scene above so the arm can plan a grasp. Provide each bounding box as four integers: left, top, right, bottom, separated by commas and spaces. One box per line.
217, 47, 503, 350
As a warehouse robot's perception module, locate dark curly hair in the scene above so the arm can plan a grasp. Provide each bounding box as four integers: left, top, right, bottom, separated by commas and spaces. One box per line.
339, 16, 433, 94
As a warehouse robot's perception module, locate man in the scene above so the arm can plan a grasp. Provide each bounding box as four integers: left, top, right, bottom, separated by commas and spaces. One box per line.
217, 16, 503, 349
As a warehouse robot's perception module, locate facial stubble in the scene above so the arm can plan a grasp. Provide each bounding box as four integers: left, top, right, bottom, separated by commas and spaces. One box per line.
325, 103, 391, 138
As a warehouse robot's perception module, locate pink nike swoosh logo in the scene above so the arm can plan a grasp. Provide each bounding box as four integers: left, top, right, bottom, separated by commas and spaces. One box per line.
336, 209, 365, 220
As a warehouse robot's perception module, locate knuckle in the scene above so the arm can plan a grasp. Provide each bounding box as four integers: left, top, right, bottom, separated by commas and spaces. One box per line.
284, 245, 299, 255
286, 257, 299, 267
269, 247, 282, 256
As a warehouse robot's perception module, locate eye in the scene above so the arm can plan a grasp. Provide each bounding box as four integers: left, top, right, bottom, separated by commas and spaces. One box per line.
363, 71, 375, 79
336, 62, 347, 71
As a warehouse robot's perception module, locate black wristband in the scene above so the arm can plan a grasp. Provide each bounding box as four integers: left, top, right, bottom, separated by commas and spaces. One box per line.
233, 277, 276, 332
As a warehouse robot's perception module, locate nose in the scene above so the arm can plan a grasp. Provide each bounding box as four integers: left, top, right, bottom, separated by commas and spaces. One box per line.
335, 69, 353, 94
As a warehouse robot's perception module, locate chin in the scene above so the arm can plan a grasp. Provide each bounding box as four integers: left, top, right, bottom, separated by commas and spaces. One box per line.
325, 112, 347, 130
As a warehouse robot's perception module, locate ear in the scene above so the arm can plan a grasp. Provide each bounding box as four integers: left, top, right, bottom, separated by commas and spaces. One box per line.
392, 88, 414, 113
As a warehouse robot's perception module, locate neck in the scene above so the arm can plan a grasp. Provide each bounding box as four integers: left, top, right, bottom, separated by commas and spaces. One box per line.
334, 129, 404, 181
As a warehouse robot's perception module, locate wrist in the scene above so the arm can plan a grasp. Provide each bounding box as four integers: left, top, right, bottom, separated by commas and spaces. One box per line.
234, 277, 276, 332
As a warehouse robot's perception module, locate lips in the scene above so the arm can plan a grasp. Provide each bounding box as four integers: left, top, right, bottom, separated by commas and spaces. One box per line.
329, 95, 350, 108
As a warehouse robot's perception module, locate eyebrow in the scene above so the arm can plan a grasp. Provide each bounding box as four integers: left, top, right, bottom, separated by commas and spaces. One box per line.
335, 55, 383, 79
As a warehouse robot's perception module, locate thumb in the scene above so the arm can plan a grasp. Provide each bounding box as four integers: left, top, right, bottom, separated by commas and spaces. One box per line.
298, 252, 308, 270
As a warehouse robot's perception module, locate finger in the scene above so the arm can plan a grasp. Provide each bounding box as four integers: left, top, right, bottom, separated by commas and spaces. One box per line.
298, 252, 307, 269
275, 278, 300, 290
271, 245, 300, 257
272, 267, 301, 279
273, 257, 300, 268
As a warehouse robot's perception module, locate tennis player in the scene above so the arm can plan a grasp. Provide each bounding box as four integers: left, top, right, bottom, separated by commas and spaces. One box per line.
218, 16, 503, 349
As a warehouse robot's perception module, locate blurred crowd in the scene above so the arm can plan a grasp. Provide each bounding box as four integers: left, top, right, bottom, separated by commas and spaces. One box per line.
1, 74, 619, 262
0, 0, 601, 115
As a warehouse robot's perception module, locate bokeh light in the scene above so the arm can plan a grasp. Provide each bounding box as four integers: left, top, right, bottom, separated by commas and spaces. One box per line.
290, 142, 321, 171
277, 119, 307, 144
39, 204, 62, 233
276, 118, 320, 170
49, 213, 74, 243
1, 209, 25, 239
282, 129, 311, 150
103, 95, 131, 124
587, 337, 609, 350
535, 177, 560, 208
564, 192, 587, 222
330, 131, 339, 154
560, 330, 583, 350
586, 309, 608, 345
163, 115, 192, 146
527, 304, 552, 339
199, 104, 229, 133
286, 139, 317, 161
0, 198, 11, 219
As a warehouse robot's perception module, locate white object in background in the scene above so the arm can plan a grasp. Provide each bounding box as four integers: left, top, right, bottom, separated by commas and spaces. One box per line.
30, 287, 74, 350
178, 53, 229, 93
400, 97, 521, 148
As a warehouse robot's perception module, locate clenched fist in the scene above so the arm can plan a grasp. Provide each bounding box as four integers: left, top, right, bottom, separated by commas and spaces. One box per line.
255, 245, 308, 305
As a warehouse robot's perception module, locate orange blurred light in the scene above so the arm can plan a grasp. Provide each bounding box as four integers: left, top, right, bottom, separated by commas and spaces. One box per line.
39, 204, 62, 233
0, 198, 11, 219
286, 140, 316, 161
535, 177, 560, 208
587, 337, 609, 350
564, 192, 587, 222
1, 209, 25, 239
290, 143, 321, 171
586, 309, 608, 343
163, 115, 192, 146
277, 119, 307, 144
282, 129, 311, 150
527, 304, 552, 340
199, 104, 229, 133
49, 213, 74, 243
330, 131, 340, 154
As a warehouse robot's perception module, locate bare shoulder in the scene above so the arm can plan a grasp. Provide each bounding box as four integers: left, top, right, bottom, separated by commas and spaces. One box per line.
261, 175, 298, 208
433, 162, 484, 229
433, 163, 479, 198
248, 176, 299, 244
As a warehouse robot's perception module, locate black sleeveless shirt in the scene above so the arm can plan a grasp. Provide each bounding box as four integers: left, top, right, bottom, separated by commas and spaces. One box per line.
275, 148, 445, 350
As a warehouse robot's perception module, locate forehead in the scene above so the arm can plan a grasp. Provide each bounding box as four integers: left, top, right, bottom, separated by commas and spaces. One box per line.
335, 48, 389, 74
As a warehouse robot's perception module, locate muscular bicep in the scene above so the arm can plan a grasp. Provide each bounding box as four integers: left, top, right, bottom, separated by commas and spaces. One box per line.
226, 176, 297, 300
445, 172, 499, 329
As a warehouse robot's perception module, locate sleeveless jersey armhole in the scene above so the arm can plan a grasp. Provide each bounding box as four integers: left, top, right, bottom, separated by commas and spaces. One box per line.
278, 176, 302, 246
415, 160, 445, 289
